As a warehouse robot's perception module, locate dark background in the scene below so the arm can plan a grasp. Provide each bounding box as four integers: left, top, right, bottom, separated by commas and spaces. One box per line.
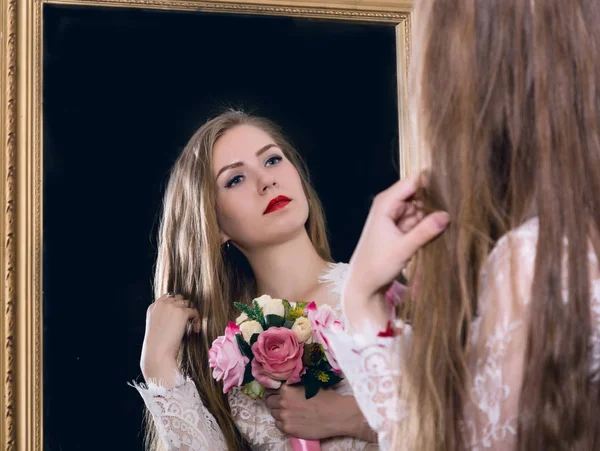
43, 5, 399, 450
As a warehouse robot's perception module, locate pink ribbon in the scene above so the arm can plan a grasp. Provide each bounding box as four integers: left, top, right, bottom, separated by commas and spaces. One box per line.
290, 437, 321, 451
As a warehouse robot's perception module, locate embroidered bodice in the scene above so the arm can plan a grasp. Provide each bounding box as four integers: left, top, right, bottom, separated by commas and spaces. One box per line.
328, 218, 600, 449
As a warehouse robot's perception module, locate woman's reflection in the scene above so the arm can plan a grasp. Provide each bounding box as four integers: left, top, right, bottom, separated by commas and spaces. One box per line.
134, 110, 379, 450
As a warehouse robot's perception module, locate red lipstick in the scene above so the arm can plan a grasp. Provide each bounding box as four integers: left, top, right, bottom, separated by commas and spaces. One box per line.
264, 195, 291, 214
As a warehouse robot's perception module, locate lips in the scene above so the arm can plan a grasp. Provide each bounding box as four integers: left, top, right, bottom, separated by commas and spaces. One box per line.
264, 195, 291, 215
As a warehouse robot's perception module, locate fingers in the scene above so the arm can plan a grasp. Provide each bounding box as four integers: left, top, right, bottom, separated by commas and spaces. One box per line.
155, 292, 181, 303
171, 294, 187, 305
182, 308, 200, 333
398, 211, 424, 233
185, 307, 200, 321
270, 409, 282, 421
150, 293, 201, 333
398, 211, 450, 256
373, 176, 420, 222
378, 175, 418, 204
157, 293, 192, 308
381, 175, 419, 202
265, 392, 281, 409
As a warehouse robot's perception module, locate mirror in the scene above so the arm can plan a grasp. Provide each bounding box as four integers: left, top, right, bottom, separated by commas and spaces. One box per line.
0, 1, 414, 449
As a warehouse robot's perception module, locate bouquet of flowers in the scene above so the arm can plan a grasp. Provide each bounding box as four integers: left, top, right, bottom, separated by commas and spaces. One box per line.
208, 294, 344, 451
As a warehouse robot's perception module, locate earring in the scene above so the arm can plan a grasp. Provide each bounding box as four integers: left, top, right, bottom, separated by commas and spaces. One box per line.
223, 240, 231, 251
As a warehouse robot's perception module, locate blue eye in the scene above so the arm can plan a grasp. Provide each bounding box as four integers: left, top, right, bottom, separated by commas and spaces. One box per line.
225, 175, 243, 188
266, 155, 282, 166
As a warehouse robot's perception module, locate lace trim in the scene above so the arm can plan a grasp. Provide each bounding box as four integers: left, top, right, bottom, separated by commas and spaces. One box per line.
228, 387, 287, 448
131, 374, 226, 450
326, 325, 407, 450
319, 262, 350, 316
463, 320, 521, 449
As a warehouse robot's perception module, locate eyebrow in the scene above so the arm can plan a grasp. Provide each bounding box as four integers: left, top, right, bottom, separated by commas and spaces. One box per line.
216, 143, 279, 180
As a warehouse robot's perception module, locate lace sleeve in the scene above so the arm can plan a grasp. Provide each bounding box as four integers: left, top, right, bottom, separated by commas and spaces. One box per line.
331, 219, 600, 450
462, 220, 538, 450
329, 219, 537, 450
326, 320, 410, 449
131, 373, 227, 451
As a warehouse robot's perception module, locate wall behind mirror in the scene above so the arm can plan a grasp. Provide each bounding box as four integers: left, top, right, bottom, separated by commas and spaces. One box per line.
42, 4, 399, 449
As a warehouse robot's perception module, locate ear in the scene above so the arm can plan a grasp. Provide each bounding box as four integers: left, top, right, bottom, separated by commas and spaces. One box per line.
220, 231, 230, 245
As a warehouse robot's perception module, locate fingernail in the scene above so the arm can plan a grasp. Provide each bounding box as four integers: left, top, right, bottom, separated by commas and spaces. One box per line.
434, 212, 450, 229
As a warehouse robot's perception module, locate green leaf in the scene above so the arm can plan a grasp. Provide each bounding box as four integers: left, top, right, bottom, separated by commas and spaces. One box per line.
234, 302, 254, 318
265, 314, 285, 328
235, 301, 267, 328
318, 359, 333, 372
242, 363, 254, 385
303, 375, 320, 399
321, 371, 343, 389
235, 333, 254, 360
252, 299, 263, 313
283, 320, 295, 329
303, 343, 325, 367
282, 299, 292, 320
252, 300, 267, 328
250, 333, 260, 345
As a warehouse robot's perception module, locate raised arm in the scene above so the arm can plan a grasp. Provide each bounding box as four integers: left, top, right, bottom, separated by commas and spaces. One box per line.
134, 293, 227, 451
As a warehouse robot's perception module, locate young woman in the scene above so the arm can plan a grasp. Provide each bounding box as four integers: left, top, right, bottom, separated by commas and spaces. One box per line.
332, 0, 600, 450
134, 111, 378, 450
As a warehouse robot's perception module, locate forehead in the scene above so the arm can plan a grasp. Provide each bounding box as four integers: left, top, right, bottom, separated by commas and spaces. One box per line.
212, 124, 275, 168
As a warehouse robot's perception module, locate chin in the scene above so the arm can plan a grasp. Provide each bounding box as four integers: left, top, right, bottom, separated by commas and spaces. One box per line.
258, 213, 309, 246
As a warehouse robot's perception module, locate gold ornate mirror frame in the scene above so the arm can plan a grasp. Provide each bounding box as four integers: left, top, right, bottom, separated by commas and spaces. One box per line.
0, 0, 413, 449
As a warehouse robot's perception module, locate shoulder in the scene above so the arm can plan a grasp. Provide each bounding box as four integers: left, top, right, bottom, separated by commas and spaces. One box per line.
488, 217, 539, 267
478, 218, 539, 314
486, 218, 539, 279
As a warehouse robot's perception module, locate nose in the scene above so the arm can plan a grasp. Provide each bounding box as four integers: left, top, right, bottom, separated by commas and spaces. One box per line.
258, 171, 278, 194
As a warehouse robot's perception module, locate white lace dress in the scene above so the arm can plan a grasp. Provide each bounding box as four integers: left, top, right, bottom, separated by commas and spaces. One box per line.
327, 218, 600, 450
133, 263, 377, 451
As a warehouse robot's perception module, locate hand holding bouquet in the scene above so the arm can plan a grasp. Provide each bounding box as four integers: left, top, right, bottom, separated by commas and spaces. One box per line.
209, 295, 345, 450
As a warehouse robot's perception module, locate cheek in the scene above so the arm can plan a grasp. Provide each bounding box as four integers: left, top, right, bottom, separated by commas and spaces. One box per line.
290, 172, 309, 211
284, 166, 306, 196
216, 190, 257, 234
216, 193, 239, 228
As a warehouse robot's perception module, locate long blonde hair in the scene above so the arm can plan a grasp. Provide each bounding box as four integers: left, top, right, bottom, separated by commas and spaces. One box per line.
146, 110, 331, 450
399, 0, 600, 449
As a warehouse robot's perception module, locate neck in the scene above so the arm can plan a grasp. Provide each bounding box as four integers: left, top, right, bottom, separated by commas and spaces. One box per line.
242, 230, 330, 302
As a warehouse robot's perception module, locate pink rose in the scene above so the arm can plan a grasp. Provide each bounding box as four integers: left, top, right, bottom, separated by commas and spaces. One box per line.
209, 322, 249, 393
251, 327, 305, 389
306, 302, 342, 372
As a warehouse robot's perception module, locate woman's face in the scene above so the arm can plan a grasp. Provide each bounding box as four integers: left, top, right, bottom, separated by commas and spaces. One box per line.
213, 124, 309, 250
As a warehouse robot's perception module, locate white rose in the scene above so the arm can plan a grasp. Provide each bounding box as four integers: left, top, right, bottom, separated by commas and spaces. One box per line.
254, 295, 273, 309
291, 317, 313, 343
263, 298, 285, 318
239, 320, 264, 343
235, 312, 249, 325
